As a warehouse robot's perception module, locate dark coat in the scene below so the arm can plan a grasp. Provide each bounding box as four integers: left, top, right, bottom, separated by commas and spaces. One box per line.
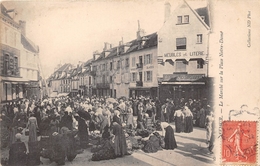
164, 126, 177, 150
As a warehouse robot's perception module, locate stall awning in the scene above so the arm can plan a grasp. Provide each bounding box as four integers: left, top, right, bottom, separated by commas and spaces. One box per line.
57, 93, 69, 97
49, 92, 58, 98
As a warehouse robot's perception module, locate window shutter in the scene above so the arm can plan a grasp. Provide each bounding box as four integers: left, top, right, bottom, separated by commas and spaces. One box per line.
144, 55, 146, 65
150, 54, 153, 64
151, 71, 153, 81
144, 71, 147, 82
176, 38, 186, 46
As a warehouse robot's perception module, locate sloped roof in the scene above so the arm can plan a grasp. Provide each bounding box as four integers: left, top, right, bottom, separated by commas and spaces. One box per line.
93, 32, 158, 63
55, 63, 71, 72
1, 3, 12, 19
195, 7, 210, 27
21, 34, 39, 53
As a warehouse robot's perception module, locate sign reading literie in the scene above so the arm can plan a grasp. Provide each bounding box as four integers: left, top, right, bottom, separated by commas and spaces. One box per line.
164, 51, 204, 58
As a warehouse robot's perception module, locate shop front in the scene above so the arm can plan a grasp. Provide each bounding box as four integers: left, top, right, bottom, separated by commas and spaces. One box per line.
129, 87, 157, 99
159, 74, 212, 102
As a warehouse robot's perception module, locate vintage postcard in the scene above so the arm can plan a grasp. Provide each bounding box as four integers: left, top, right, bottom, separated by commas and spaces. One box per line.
0, 0, 259, 166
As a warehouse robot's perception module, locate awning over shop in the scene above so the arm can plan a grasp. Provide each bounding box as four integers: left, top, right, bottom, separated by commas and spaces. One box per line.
129, 87, 157, 90
57, 93, 69, 97
49, 92, 58, 98
161, 74, 205, 85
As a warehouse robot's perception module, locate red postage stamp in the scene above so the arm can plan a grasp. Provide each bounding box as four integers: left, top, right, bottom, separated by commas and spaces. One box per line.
222, 121, 257, 164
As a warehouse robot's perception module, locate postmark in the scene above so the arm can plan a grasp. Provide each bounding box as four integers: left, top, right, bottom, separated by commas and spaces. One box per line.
222, 121, 257, 164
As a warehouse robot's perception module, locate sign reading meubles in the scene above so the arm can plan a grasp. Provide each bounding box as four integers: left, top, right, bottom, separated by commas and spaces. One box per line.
164, 51, 204, 58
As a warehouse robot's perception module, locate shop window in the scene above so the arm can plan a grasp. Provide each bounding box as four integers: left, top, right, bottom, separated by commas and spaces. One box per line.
197, 59, 204, 69
144, 71, 153, 82
197, 34, 203, 44
176, 38, 186, 50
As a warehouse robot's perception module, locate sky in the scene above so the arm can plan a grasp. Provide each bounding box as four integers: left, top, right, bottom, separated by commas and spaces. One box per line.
2, 0, 260, 109
2, 0, 206, 78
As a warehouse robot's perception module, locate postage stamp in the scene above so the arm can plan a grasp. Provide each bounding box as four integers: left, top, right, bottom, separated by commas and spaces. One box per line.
222, 121, 257, 164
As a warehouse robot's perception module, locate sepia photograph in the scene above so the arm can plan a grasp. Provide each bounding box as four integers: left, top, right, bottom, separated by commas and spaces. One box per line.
0, 0, 259, 165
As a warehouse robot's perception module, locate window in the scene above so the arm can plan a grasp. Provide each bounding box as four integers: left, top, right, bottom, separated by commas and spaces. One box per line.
176, 38, 186, 50
175, 61, 187, 72
197, 59, 204, 69
177, 15, 189, 24
177, 16, 182, 24
144, 54, 152, 65
132, 57, 135, 67
197, 34, 202, 43
201, 16, 205, 21
110, 62, 113, 70
89, 77, 91, 85
131, 73, 137, 82
144, 71, 152, 82
4, 54, 9, 75
117, 60, 120, 69
125, 58, 129, 67
110, 76, 113, 83
121, 59, 124, 68
183, 15, 189, 23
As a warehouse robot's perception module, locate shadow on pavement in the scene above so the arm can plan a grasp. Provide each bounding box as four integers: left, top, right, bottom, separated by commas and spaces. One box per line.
175, 134, 206, 143
175, 142, 214, 164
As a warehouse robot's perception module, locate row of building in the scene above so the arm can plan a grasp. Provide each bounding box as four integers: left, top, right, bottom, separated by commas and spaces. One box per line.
46, 1, 214, 103
0, 4, 41, 104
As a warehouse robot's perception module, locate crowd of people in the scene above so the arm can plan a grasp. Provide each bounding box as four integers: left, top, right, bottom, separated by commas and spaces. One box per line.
1, 94, 215, 165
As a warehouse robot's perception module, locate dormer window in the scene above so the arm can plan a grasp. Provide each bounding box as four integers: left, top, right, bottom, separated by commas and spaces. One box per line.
201, 16, 205, 21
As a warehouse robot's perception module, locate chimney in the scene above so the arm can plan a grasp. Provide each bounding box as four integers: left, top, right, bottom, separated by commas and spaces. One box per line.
19, 20, 26, 36
164, 2, 171, 23
136, 20, 145, 40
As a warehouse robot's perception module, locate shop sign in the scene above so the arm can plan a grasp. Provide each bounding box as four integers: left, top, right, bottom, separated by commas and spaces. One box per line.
164, 51, 205, 58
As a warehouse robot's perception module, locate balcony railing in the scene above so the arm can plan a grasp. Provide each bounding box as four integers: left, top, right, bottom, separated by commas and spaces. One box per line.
136, 81, 143, 87
97, 83, 110, 89
136, 63, 143, 69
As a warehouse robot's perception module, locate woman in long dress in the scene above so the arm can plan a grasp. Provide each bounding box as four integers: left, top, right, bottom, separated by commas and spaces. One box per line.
183, 106, 193, 133
111, 122, 128, 157
199, 106, 206, 128
27, 113, 38, 142
126, 103, 135, 129
159, 121, 177, 150
205, 111, 214, 143
174, 108, 184, 133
